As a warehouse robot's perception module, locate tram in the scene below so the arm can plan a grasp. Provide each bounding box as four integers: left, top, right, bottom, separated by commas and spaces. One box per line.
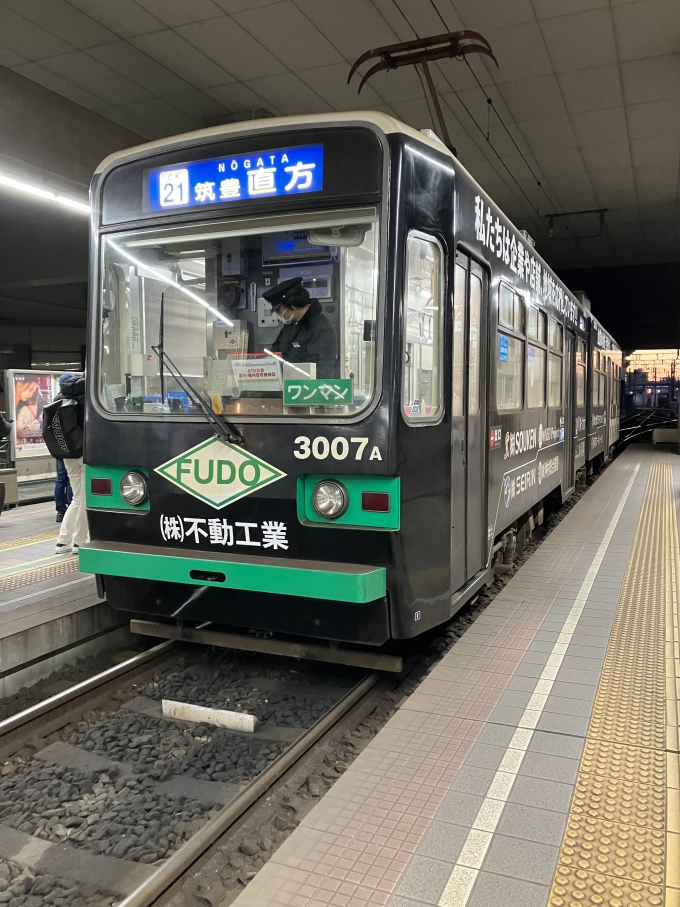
80, 112, 621, 647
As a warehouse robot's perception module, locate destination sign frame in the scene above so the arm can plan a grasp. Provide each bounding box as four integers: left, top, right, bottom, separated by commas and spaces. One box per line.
147, 144, 324, 212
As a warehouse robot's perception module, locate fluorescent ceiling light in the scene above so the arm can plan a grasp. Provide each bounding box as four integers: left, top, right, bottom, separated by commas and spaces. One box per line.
108, 239, 232, 327
0, 172, 90, 214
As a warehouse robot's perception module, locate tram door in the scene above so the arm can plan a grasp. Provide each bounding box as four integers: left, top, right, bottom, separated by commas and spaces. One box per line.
451, 252, 487, 591
563, 329, 576, 492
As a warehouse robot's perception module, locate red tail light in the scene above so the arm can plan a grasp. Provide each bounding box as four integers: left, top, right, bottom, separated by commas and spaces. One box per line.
361, 492, 390, 513
91, 478, 113, 496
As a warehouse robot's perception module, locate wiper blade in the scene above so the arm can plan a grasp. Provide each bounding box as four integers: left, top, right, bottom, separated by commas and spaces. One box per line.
151, 344, 243, 446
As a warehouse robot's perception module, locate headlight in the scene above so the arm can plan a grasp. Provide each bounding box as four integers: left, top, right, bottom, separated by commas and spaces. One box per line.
120, 472, 148, 506
312, 481, 348, 518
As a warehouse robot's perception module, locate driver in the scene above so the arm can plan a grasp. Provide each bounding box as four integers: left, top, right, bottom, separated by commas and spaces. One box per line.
264, 276, 338, 379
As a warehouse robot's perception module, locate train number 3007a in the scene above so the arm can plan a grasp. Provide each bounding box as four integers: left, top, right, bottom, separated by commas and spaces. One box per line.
294, 436, 382, 461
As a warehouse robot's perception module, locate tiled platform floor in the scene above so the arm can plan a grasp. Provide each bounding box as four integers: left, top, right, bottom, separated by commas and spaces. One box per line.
233, 447, 676, 907
0, 501, 113, 691
0, 500, 96, 629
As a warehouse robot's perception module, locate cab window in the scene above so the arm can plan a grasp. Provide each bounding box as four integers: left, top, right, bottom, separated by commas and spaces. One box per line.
99, 212, 381, 419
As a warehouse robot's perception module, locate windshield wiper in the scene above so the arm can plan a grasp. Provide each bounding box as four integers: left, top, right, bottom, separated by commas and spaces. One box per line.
151, 344, 243, 446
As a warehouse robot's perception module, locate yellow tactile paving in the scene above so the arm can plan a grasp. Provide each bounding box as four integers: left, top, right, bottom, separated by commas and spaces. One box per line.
548, 458, 680, 907
571, 773, 665, 829
552, 866, 664, 906
0, 557, 79, 592
0, 529, 59, 552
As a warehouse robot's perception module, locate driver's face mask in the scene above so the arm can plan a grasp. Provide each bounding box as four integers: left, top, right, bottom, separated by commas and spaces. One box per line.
275, 306, 295, 324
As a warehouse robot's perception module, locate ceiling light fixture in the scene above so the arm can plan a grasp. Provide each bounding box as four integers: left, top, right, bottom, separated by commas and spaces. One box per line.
0, 171, 90, 214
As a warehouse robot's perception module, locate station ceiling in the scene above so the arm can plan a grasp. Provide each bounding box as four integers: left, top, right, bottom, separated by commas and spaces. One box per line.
0, 0, 678, 277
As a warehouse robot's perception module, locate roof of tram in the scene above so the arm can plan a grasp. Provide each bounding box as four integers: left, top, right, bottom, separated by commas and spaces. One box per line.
0, 0, 677, 340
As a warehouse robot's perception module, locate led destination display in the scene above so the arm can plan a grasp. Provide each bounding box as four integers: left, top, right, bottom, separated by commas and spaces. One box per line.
147, 144, 324, 211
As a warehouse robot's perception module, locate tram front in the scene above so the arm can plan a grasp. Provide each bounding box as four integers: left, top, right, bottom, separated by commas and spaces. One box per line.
82, 112, 454, 648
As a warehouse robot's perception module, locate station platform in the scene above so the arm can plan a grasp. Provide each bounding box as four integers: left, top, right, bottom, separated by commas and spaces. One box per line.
235, 445, 680, 907
0, 501, 125, 697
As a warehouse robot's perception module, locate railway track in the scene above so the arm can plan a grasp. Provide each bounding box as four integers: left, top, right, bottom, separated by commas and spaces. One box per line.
0, 474, 600, 907
0, 641, 378, 907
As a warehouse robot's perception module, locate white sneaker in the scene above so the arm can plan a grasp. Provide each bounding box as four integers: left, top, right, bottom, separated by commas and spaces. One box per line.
55, 543, 73, 555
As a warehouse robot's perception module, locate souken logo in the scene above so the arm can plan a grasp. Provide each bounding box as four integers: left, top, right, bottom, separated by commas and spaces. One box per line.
504, 428, 537, 459
592, 413, 607, 427
590, 432, 604, 451
538, 456, 560, 484
51, 415, 69, 455
539, 424, 560, 446
503, 468, 536, 508
575, 416, 586, 433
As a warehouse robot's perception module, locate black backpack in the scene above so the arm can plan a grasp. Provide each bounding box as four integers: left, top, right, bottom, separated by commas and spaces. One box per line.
42, 398, 83, 459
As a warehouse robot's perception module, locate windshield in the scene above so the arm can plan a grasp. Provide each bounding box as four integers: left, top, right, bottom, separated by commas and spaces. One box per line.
98, 211, 380, 418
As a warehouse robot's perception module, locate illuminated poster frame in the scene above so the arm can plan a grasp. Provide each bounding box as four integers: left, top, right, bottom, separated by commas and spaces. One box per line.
5, 370, 80, 460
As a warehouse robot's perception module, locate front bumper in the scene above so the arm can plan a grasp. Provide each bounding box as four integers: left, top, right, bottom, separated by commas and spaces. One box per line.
79, 542, 386, 604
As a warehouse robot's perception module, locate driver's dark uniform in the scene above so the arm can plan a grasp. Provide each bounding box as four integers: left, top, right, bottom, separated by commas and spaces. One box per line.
271, 299, 338, 379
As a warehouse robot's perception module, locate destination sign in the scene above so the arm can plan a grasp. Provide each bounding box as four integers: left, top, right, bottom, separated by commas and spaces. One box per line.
147, 144, 324, 211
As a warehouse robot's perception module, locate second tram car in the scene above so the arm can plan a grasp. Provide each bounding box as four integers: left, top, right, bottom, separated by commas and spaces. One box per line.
80, 112, 621, 648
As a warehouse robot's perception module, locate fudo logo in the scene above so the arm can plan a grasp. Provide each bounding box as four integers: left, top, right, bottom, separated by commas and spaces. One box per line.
155, 438, 286, 509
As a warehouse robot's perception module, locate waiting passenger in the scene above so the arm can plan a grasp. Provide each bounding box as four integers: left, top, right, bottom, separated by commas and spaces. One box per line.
49, 374, 88, 554
264, 277, 338, 379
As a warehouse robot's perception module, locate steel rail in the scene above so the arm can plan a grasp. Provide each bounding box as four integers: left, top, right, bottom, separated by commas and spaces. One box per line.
118, 671, 381, 907
0, 641, 175, 751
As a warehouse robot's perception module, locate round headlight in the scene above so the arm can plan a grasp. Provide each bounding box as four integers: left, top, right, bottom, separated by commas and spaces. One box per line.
312, 481, 348, 519
120, 472, 148, 506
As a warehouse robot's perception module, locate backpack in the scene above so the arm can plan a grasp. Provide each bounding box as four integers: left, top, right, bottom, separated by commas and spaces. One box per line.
0, 414, 10, 441
42, 398, 83, 459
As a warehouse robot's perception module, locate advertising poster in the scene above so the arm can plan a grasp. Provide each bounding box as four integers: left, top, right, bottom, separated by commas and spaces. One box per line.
12, 373, 54, 456
5, 370, 80, 460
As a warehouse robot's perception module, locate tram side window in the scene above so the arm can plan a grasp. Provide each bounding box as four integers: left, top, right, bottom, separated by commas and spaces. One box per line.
452, 264, 465, 417
527, 344, 546, 408
527, 303, 546, 409
497, 283, 524, 411
499, 284, 523, 332
548, 353, 562, 408
549, 319, 563, 351
468, 275, 482, 415
527, 305, 546, 344
402, 233, 443, 423
576, 339, 586, 407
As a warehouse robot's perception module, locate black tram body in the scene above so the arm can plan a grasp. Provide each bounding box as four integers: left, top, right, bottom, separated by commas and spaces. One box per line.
82, 113, 620, 647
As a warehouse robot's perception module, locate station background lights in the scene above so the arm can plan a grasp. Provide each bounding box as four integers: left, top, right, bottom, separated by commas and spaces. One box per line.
0, 170, 90, 214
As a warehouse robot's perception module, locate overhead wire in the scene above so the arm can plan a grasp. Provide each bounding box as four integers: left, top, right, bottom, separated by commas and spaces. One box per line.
428, 0, 580, 235
424, 0, 559, 217
414, 64, 439, 133
389, 0, 546, 224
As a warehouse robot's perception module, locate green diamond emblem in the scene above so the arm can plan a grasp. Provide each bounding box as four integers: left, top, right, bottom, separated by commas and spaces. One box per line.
155, 437, 286, 509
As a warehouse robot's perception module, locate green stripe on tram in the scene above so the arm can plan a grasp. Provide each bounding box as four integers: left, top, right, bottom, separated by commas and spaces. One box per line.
79, 545, 386, 604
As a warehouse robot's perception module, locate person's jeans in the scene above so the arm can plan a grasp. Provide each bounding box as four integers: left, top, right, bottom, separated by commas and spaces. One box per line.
56, 458, 89, 547
55, 458, 73, 515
